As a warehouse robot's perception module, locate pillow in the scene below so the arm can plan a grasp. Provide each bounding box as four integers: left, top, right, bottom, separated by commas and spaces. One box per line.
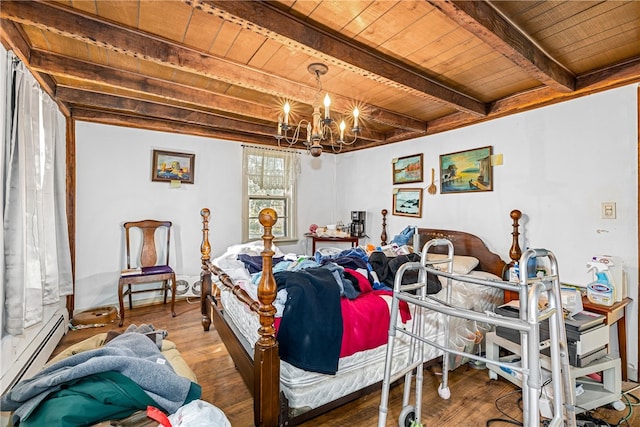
425, 253, 480, 274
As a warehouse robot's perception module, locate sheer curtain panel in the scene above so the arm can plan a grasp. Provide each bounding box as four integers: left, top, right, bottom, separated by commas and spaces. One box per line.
2, 52, 73, 335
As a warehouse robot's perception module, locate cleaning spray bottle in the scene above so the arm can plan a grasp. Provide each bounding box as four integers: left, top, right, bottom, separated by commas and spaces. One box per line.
586, 261, 615, 306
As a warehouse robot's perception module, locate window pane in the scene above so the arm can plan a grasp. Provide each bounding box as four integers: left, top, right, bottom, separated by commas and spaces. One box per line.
248, 218, 286, 240
249, 198, 286, 218
247, 154, 285, 196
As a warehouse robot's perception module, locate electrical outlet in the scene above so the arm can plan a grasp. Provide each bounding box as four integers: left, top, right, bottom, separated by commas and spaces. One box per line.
601, 202, 616, 219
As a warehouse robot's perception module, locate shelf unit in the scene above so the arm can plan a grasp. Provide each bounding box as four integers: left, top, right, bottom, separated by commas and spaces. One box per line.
486, 331, 622, 414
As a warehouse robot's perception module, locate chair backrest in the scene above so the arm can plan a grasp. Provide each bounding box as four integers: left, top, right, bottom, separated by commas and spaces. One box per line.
123, 220, 172, 268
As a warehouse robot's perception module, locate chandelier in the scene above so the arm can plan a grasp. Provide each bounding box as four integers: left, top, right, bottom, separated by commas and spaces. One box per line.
275, 63, 360, 157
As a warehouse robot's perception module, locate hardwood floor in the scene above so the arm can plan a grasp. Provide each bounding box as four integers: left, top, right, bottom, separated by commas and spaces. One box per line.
53, 299, 639, 426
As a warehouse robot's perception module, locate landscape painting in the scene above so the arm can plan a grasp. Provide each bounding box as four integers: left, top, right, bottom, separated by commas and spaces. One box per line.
439, 146, 493, 194
152, 150, 195, 184
393, 153, 423, 184
392, 188, 422, 217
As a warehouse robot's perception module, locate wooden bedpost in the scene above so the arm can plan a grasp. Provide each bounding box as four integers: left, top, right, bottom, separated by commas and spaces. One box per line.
509, 209, 522, 266
503, 209, 523, 302
381, 209, 388, 246
254, 208, 280, 427
200, 208, 212, 331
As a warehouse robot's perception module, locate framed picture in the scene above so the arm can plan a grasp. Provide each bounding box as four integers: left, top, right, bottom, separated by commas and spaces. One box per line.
392, 188, 423, 217
151, 149, 195, 184
440, 146, 493, 194
392, 153, 423, 184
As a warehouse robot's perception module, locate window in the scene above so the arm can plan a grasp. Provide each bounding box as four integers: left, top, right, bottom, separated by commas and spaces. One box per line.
242, 146, 299, 242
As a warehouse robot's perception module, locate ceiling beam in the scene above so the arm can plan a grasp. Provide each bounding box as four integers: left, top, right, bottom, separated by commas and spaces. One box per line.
189, 0, 487, 117
430, 1, 575, 92
427, 57, 640, 135
71, 106, 367, 154
71, 107, 279, 147
56, 87, 284, 137
1, 0, 424, 134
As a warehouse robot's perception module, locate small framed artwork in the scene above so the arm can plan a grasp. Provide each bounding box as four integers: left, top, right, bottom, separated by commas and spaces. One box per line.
392, 153, 423, 185
392, 188, 423, 217
152, 150, 195, 184
440, 146, 493, 194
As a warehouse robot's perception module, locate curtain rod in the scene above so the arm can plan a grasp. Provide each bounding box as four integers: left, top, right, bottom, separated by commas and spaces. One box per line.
241, 144, 300, 155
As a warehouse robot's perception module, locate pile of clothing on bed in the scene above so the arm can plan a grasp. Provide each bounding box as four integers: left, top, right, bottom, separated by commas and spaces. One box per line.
214, 242, 442, 375
1, 324, 201, 427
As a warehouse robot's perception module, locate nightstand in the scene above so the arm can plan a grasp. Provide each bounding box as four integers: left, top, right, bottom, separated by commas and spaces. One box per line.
580, 296, 631, 381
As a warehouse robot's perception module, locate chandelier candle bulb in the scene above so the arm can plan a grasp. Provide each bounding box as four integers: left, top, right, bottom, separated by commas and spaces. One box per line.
324, 94, 331, 119
283, 102, 290, 126
353, 107, 359, 130
339, 121, 345, 140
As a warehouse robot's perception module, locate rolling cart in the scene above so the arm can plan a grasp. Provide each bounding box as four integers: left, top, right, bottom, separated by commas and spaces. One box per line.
377, 244, 577, 427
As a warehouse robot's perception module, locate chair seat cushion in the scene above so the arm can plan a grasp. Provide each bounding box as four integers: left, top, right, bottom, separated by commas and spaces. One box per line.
141, 265, 174, 275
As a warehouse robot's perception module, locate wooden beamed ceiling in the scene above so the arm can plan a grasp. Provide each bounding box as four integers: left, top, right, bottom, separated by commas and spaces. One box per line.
1, 0, 639, 152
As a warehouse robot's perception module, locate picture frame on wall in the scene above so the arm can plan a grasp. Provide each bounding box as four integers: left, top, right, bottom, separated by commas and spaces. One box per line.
439, 146, 493, 194
392, 188, 423, 217
151, 149, 195, 184
392, 153, 423, 185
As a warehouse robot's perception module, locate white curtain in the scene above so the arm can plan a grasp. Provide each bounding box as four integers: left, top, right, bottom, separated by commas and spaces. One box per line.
243, 145, 300, 194
3, 52, 73, 335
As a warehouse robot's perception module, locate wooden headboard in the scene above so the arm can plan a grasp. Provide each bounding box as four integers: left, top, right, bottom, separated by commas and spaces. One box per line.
380, 209, 523, 280
414, 228, 507, 279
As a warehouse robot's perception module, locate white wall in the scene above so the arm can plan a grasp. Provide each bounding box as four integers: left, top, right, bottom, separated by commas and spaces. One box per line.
74, 125, 337, 310
336, 85, 639, 380
75, 85, 637, 380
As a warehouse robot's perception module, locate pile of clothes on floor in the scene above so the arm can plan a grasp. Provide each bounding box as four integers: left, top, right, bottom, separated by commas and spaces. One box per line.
1, 324, 203, 427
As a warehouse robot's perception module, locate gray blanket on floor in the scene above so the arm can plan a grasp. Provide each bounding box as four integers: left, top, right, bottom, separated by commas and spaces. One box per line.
1, 330, 193, 421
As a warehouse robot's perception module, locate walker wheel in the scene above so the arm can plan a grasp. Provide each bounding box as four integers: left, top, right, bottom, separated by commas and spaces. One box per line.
399, 405, 416, 427
489, 370, 498, 380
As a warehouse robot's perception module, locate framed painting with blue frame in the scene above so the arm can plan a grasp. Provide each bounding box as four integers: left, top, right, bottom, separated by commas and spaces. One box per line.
440, 146, 493, 194
152, 149, 195, 184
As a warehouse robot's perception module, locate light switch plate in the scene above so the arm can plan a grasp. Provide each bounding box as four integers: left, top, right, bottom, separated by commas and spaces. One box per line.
601, 202, 616, 219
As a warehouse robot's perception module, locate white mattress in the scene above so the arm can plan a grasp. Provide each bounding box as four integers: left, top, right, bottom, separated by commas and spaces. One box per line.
213, 269, 503, 412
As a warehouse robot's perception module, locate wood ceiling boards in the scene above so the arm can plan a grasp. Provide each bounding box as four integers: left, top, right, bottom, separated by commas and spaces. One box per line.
1, 0, 639, 153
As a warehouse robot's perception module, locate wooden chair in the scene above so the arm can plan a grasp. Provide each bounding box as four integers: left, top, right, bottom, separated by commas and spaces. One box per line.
118, 220, 177, 326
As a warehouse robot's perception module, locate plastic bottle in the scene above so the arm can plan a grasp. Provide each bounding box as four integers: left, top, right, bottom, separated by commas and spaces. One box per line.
509, 262, 519, 283
586, 262, 615, 306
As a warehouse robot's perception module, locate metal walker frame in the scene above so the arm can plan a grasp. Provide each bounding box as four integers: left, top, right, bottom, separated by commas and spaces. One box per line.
377, 240, 577, 427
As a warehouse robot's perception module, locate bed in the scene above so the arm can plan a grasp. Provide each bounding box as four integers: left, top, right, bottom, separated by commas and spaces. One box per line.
199, 208, 522, 426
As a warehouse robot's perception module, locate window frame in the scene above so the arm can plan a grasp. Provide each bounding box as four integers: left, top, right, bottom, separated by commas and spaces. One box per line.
242, 147, 298, 244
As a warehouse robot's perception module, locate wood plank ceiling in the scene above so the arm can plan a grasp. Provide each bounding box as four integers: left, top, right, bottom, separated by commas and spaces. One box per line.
1, 0, 639, 154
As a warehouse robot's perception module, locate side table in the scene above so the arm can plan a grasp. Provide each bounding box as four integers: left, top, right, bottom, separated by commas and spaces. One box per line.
305, 233, 359, 254
581, 296, 631, 381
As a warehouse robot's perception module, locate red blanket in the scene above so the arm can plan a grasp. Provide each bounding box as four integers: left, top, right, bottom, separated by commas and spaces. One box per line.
274, 269, 410, 360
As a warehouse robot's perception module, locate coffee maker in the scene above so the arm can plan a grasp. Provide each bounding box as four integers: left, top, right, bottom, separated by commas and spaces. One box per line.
350, 211, 366, 237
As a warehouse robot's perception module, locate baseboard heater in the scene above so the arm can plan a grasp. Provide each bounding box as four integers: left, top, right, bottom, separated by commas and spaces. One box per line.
1, 311, 67, 396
